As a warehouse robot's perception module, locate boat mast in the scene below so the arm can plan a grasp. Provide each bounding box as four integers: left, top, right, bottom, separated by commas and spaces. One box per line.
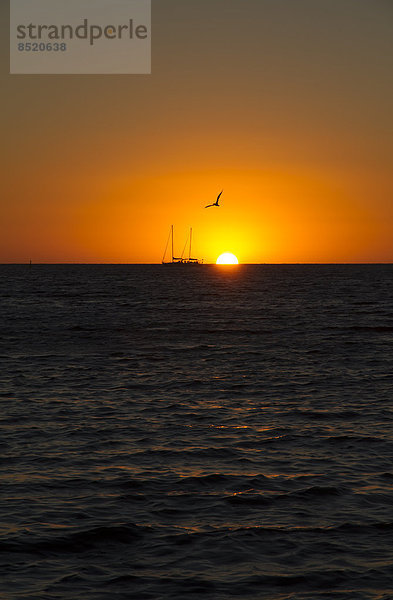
189, 228, 192, 260
171, 225, 174, 263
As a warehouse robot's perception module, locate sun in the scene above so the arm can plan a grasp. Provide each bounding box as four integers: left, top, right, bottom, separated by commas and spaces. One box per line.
216, 252, 239, 265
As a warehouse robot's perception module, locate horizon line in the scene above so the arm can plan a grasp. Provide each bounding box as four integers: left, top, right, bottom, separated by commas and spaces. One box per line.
1, 262, 392, 266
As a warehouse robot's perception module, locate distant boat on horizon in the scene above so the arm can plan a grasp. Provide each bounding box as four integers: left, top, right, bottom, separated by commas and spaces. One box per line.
162, 226, 203, 265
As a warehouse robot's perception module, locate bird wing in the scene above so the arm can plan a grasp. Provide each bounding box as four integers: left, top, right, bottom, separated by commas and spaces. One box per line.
216, 190, 223, 203
205, 203, 214, 208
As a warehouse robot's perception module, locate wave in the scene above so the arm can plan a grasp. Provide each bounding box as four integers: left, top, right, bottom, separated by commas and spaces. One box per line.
0, 524, 149, 555
226, 485, 345, 506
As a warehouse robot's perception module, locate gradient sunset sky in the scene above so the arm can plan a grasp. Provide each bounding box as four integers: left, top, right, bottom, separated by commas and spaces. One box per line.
1, 0, 392, 263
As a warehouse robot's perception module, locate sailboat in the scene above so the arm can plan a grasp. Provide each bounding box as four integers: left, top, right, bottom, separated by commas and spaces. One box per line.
162, 226, 203, 264
183, 228, 203, 264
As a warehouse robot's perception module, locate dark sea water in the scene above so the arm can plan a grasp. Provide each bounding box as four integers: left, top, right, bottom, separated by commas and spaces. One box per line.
1, 264, 393, 600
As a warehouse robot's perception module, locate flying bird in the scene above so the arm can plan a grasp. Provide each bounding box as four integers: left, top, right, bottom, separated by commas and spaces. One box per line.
205, 190, 223, 208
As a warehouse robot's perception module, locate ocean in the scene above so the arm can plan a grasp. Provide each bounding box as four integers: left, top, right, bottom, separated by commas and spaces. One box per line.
1, 264, 392, 600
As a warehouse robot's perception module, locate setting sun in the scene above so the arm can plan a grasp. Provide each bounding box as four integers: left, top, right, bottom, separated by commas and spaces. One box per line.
216, 252, 239, 265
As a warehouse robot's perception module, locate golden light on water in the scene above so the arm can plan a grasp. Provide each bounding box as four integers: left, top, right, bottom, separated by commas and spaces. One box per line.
216, 252, 239, 265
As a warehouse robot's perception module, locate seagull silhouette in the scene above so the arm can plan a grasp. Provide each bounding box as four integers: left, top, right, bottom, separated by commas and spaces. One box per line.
205, 190, 223, 208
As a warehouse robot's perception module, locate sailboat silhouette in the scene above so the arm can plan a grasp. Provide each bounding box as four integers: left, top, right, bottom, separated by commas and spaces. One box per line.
162, 226, 203, 264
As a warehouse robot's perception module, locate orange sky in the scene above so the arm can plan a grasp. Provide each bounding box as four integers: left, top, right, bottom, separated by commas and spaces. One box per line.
1, 0, 392, 263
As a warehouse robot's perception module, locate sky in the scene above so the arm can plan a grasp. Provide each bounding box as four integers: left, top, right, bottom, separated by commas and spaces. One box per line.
1, 0, 392, 263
